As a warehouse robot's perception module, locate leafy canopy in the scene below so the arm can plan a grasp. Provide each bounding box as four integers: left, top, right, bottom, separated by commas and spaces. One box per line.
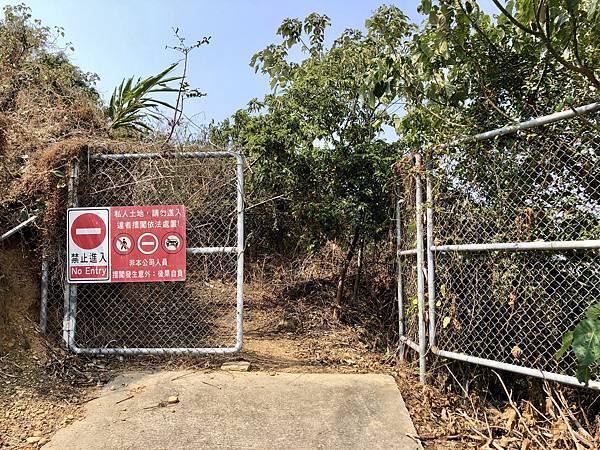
214, 13, 403, 251
555, 302, 600, 384
362, 0, 599, 149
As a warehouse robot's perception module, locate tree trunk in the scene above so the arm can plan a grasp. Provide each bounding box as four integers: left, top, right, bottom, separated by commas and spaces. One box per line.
333, 229, 361, 320
352, 239, 364, 301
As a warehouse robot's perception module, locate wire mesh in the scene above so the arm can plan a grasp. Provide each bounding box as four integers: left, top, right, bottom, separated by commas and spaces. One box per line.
396, 174, 421, 349
433, 122, 599, 246
430, 112, 599, 383
47, 152, 242, 351
400, 254, 419, 346
435, 250, 599, 376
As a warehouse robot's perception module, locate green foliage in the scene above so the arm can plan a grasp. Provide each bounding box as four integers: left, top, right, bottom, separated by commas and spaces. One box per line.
555, 302, 600, 384
107, 64, 181, 133
214, 2, 598, 341
361, 1, 598, 150
216, 13, 399, 253
572, 319, 600, 367
216, 0, 598, 260
586, 302, 600, 320
0, 4, 100, 112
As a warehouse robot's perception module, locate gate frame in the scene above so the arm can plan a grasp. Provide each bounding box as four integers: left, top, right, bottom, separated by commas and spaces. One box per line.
396, 102, 600, 389
61, 150, 245, 355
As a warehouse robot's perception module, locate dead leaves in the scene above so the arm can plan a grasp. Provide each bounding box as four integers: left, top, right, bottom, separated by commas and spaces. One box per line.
396, 365, 598, 449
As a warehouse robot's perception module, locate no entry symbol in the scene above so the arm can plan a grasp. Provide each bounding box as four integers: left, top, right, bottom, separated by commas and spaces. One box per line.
71, 213, 107, 250
67, 207, 110, 283
137, 232, 159, 255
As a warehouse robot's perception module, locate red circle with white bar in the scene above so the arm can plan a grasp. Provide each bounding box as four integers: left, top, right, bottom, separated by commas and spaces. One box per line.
71, 213, 107, 250
137, 232, 159, 255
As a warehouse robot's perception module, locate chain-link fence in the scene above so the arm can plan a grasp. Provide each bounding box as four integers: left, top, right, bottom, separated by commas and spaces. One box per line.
43, 150, 244, 355
396, 103, 600, 388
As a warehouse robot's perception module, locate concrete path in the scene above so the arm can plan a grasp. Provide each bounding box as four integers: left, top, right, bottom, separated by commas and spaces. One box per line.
46, 371, 420, 449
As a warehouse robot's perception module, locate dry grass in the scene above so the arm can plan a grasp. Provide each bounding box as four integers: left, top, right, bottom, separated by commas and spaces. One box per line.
396, 364, 600, 448
0, 244, 598, 448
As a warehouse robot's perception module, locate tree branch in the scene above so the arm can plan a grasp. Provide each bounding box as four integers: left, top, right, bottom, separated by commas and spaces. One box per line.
491, 0, 599, 88
569, 10, 583, 67
457, 1, 500, 52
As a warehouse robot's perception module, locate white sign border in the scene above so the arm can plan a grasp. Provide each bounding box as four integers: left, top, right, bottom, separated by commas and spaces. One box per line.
67, 207, 111, 284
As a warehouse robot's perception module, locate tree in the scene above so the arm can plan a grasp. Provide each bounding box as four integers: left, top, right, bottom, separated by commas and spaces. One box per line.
363, 1, 598, 147
213, 13, 404, 317
364, 1, 599, 227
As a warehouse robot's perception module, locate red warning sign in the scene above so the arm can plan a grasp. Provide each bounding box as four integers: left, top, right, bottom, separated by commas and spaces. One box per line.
67, 205, 186, 284
109, 205, 186, 283
67, 208, 110, 282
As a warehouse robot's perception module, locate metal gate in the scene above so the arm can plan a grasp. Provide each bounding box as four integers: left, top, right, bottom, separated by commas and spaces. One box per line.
60, 150, 244, 355
396, 103, 600, 389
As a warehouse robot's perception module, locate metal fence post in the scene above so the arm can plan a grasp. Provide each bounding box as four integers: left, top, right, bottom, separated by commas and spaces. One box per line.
426, 171, 436, 349
235, 153, 245, 351
40, 258, 48, 333
395, 186, 405, 360
62, 160, 79, 348
414, 155, 426, 383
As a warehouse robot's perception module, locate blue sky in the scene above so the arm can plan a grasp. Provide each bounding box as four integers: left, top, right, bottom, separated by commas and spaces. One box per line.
2, 1, 496, 127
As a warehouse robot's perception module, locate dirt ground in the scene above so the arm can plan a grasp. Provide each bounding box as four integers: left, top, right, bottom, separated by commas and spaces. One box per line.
0, 303, 397, 448
1, 246, 598, 449
0, 246, 435, 449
